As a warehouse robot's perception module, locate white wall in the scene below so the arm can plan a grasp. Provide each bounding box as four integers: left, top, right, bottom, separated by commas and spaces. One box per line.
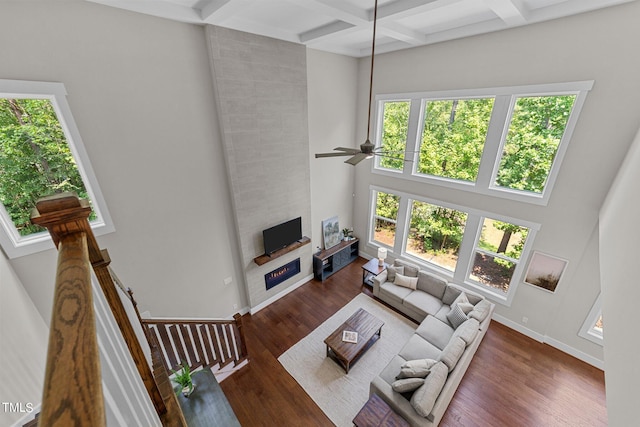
0, 1, 246, 320
307, 49, 358, 250
352, 1, 640, 367
0, 251, 47, 426
599, 126, 640, 426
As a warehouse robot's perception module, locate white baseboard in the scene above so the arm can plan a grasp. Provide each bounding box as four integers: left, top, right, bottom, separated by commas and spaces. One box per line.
249, 274, 314, 315
492, 314, 604, 370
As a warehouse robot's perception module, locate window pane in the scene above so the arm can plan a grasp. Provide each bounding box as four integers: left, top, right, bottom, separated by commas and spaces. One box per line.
405, 201, 467, 272
378, 101, 410, 170
417, 98, 494, 182
0, 98, 94, 236
374, 191, 399, 247
470, 218, 529, 292
496, 95, 576, 193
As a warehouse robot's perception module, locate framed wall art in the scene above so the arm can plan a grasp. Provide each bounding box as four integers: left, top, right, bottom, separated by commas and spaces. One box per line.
524, 251, 568, 293
322, 216, 341, 250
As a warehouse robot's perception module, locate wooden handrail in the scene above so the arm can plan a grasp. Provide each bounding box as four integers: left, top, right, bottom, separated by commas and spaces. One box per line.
38, 232, 105, 426
31, 193, 174, 425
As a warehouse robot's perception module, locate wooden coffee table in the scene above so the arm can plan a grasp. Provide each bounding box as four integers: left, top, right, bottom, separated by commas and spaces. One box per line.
324, 308, 384, 374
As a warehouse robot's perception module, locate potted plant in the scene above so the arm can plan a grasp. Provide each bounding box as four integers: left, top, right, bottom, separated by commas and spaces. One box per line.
171, 361, 195, 397
342, 228, 353, 241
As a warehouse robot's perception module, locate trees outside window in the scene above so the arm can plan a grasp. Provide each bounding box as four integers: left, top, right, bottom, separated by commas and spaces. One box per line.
405, 201, 467, 272
0, 80, 113, 258
417, 98, 494, 182
374, 82, 592, 205
369, 186, 538, 303
372, 190, 399, 248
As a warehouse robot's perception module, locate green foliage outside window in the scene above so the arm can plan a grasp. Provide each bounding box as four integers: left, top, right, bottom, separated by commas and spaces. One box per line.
0, 98, 92, 236
496, 95, 576, 193
379, 101, 410, 170
418, 98, 494, 181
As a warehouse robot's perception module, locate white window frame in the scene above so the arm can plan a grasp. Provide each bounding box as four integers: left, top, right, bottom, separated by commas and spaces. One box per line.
372, 81, 594, 205
579, 294, 603, 345
367, 185, 539, 305
0, 79, 114, 258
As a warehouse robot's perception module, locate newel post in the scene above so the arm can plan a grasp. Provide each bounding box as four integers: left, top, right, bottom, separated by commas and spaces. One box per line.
31, 194, 105, 426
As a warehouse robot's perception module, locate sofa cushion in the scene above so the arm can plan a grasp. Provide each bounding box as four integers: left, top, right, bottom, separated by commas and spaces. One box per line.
380, 282, 413, 305
438, 337, 466, 372
399, 334, 442, 362
403, 291, 444, 319
433, 305, 450, 324
392, 377, 425, 393
410, 361, 448, 417
442, 285, 462, 305
386, 265, 404, 283
415, 316, 455, 351
394, 259, 419, 277
446, 303, 469, 329
396, 358, 438, 379
459, 302, 475, 314
416, 270, 447, 299
379, 355, 408, 385
451, 318, 480, 346
469, 299, 492, 323
394, 273, 418, 290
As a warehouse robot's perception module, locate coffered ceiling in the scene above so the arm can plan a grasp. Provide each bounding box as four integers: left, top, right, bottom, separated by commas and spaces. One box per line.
88, 0, 635, 57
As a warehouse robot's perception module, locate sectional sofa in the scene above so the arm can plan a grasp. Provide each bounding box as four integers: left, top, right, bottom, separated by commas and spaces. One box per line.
370, 259, 495, 426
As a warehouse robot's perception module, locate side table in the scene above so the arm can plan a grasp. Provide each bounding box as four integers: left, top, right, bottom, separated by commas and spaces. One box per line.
353, 393, 409, 427
362, 257, 388, 286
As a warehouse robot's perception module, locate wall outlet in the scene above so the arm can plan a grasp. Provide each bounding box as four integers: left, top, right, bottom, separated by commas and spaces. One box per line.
522, 316, 529, 324
223, 276, 233, 286
233, 303, 238, 310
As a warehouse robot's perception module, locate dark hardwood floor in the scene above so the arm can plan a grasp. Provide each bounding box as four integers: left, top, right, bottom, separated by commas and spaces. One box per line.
220, 258, 606, 426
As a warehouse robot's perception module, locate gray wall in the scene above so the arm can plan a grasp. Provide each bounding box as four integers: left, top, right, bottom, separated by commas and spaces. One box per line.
0, 1, 246, 320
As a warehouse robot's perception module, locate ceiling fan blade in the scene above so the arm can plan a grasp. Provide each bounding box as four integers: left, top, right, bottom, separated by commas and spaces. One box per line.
345, 153, 369, 165
315, 152, 355, 158
333, 147, 361, 154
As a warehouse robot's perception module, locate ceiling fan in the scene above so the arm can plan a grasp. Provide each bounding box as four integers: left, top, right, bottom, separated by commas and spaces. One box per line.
314, 0, 407, 166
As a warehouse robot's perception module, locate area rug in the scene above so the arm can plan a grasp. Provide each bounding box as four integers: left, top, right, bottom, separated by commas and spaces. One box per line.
278, 293, 417, 426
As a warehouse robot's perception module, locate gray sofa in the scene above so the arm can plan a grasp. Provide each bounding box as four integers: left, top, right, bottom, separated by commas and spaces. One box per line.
370, 259, 495, 427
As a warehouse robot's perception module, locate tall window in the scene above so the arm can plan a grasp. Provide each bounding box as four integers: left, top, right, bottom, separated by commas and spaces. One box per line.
0, 80, 113, 258
374, 81, 593, 205
469, 218, 529, 293
377, 100, 410, 171
405, 201, 467, 272
494, 95, 576, 194
417, 98, 494, 182
369, 186, 538, 304
372, 190, 400, 248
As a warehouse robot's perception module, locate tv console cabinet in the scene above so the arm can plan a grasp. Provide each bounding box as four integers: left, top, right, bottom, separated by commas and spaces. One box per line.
313, 238, 359, 281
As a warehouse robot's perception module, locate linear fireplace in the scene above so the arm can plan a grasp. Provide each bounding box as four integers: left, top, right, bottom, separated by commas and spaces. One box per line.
265, 258, 301, 290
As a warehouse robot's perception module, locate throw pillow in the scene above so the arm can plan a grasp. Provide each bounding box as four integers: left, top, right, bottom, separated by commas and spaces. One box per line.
469, 299, 492, 322
410, 361, 448, 417
394, 273, 418, 290
452, 291, 469, 307
386, 265, 404, 283
442, 285, 462, 305
458, 301, 475, 314
446, 303, 469, 329
396, 358, 438, 379
392, 378, 425, 393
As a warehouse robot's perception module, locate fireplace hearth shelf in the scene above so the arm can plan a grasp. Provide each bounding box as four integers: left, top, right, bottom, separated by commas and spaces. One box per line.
254, 236, 310, 266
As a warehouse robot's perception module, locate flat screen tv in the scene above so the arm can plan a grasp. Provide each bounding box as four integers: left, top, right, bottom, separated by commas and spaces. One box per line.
263, 217, 302, 255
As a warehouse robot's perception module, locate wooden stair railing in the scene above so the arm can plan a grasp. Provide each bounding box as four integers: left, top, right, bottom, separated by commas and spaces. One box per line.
31, 193, 186, 427
142, 315, 248, 375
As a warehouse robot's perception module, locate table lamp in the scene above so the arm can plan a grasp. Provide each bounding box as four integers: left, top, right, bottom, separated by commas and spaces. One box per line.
377, 247, 387, 266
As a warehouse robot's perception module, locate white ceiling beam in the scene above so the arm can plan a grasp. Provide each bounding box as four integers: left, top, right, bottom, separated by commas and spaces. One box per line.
199, 0, 257, 24
482, 0, 528, 26
376, 0, 462, 21
377, 22, 427, 45
88, 0, 202, 23
299, 20, 356, 43
296, 0, 368, 25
